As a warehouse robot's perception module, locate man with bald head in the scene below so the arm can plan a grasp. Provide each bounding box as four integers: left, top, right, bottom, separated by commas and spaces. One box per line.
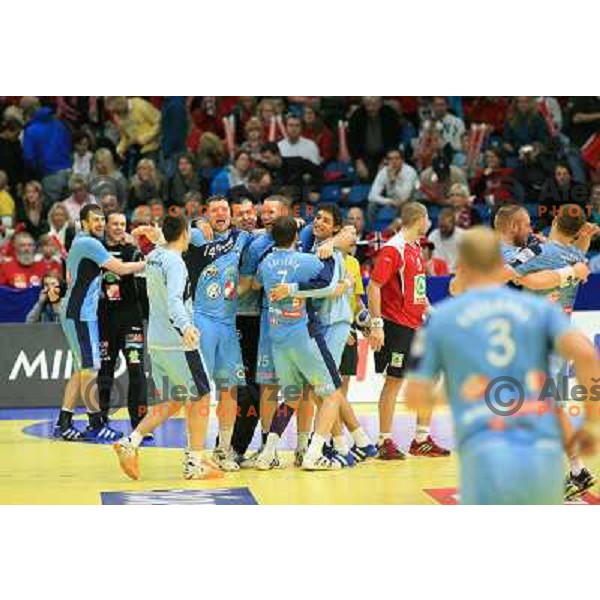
404, 227, 600, 504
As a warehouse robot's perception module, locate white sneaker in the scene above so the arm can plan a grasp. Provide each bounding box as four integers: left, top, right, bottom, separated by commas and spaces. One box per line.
212, 448, 241, 472
239, 449, 262, 469
182, 453, 223, 480
294, 448, 307, 467
255, 449, 283, 471
301, 453, 342, 471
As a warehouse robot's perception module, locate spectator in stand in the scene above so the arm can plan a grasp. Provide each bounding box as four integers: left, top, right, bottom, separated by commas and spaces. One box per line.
212, 150, 251, 194
147, 198, 166, 225
160, 96, 188, 177
165, 152, 205, 208
367, 148, 418, 222
345, 206, 369, 265
106, 96, 161, 164
240, 117, 264, 163
348, 96, 401, 181
0, 231, 48, 288
259, 142, 322, 199
503, 96, 550, 158
232, 97, 256, 144
538, 96, 563, 133
257, 98, 283, 142
429, 96, 465, 153
420, 238, 449, 276
278, 114, 321, 165
35, 234, 63, 278
420, 153, 468, 204
183, 191, 203, 221
447, 183, 482, 229
513, 142, 555, 204
0, 170, 15, 243
0, 110, 25, 199
228, 166, 272, 204
463, 97, 509, 135
99, 190, 120, 214
89, 148, 127, 206
21, 97, 72, 206
427, 207, 464, 272
187, 97, 226, 151
47, 202, 76, 253
302, 105, 335, 163
72, 130, 93, 181
26, 274, 64, 323
128, 158, 163, 210
131, 205, 152, 228
62, 174, 95, 224
16, 180, 49, 240
567, 96, 600, 148
195, 132, 226, 169
471, 147, 514, 205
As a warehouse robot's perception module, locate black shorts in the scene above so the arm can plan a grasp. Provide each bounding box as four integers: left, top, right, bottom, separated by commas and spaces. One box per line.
374, 319, 416, 379
339, 330, 358, 376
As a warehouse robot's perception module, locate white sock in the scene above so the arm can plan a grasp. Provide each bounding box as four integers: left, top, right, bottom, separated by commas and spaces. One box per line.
351, 427, 371, 447
297, 432, 311, 452
129, 431, 143, 448
415, 425, 430, 444
334, 435, 350, 455
569, 455, 585, 476
306, 433, 328, 459
264, 433, 280, 455
378, 432, 391, 445
218, 427, 233, 451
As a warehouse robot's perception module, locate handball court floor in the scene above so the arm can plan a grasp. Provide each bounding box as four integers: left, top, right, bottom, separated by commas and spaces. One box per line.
2, 404, 600, 505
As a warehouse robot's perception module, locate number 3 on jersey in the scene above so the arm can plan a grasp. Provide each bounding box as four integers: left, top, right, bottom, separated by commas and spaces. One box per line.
485, 318, 516, 368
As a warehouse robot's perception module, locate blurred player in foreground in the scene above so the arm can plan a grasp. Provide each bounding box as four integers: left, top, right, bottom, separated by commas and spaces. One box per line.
113, 214, 221, 481
405, 227, 600, 504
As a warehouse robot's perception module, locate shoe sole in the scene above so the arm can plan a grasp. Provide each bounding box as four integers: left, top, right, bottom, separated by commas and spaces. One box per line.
183, 469, 224, 480
113, 445, 140, 480
565, 480, 595, 501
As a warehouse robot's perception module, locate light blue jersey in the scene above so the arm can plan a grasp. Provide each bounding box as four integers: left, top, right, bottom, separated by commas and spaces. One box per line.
187, 228, 252, 324
239, 231, 275, 315
510, 240, 586, 312
145, 247, 193, 351
409, 286, 574, 504
500, 241, 519, 264
64, 232, 112, 321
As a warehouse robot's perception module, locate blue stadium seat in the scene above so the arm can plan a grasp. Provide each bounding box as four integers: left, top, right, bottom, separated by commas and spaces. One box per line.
347, 184, 371, 206
320, 184, 342, 203
210, 168, 230, 195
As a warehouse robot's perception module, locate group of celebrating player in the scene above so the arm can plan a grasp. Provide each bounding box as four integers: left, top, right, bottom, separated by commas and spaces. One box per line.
53, 192, 600, 502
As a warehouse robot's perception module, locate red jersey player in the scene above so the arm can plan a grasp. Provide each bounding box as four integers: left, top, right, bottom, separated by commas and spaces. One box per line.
367, 202, 450, 459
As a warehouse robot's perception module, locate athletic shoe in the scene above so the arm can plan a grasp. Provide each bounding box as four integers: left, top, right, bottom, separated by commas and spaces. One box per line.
409, 436, 451, 458
565, 468, 596, 500
53, 424, 84, 441
350, 443, 378, 462
183, 453, 223, 481
324, 445, 356, 468
254, 449, 283, 471
83, 424, 124, 444
239, 450, 262, 469
377, 438, 406, 460
212, 448, 241, 472
294, 448, 307, 467
113, 438, 140, 480
141, 433, 155, 447
301, 453, 343, 471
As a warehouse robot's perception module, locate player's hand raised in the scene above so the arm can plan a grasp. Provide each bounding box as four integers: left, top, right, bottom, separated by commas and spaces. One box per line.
573, 262, 590, 282
270, 284, 291, 302
182, 325, 200, 350
196, 220, 214, 241
132, 224, 162, 244
317, 242, 334, 260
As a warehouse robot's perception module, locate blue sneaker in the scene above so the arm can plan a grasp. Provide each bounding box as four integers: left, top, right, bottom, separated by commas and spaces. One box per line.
324, 446, 356, 468
350, 443, 378, 462
53, 424, 84, 441
83, 424, 123, 444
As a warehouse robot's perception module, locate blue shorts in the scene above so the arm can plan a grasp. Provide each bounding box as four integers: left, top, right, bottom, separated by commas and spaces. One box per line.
256, 310, 277, 385
62, 318, 101, 371
459, 437, 563, 505
272, 332, 342, 400
194, 315, 246, 389
323, 322, 352, 368
149, 347, 210, 405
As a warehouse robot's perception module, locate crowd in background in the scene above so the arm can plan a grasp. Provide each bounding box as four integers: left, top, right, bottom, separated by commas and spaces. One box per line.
1, 95, 599, 320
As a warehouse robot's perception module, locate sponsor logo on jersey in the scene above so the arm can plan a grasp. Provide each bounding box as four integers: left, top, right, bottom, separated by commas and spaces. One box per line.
206, 283, 222, 299
203, 265, 219, 279
390, 352, 404, 368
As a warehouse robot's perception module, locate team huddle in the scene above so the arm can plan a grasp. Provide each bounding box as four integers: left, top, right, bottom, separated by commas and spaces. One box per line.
53, 195, 600, 502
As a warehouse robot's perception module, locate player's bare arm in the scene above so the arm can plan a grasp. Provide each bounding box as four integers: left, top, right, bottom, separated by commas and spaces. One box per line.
367, 281, 385, 352
104, 257, 145, 277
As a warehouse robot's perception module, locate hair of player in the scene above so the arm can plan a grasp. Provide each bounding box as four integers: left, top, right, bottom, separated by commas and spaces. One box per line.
318, 203, 343, 230
162, 214, 189, 243
105, 210, 126, 224
555, 204, 587, 238
206, 195, 230, 207
230, 196, 253, 207
271, 215, 298, 247
493, 204, 525, 232
400, 202, 427, 227
80, 204, 104, 223
458, 226, 504, 273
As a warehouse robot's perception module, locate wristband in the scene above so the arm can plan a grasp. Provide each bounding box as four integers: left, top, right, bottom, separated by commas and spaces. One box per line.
371, 317, 384, 329
557, 266, 575, 288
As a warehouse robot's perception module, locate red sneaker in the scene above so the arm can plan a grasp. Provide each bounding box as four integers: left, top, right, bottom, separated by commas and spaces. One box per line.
377, 438, 406, 460
409, 436, 450, 457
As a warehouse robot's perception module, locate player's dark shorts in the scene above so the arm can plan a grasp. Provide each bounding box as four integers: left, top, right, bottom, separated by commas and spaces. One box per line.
374, 319, 416, 379
62, 318, 101, 371
340, 329, 358, 376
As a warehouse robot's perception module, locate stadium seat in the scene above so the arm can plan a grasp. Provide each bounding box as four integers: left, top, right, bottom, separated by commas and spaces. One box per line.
320, 184, 342, 203
210, 168, 231, 195
347, 184, 371, 206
